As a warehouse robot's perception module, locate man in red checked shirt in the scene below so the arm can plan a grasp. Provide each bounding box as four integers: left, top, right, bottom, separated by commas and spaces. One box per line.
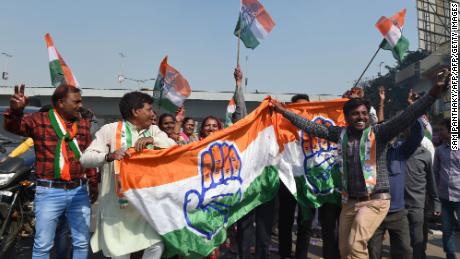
4, 84, 98, 259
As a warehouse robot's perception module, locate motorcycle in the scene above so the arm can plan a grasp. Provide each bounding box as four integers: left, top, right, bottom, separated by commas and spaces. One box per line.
0, 157, 35, 257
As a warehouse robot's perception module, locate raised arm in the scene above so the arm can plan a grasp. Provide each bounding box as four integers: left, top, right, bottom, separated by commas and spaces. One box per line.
272, 101, 342, 143
232, 66, 247, 123
375, 69, 450, 141
3, 84, 34, 137
377, 86, 385, 123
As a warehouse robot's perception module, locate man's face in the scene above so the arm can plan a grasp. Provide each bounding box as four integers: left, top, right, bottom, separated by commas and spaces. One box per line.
183, 119, 195, 135
345, 105, 369, 131
160, 116, 176, 135
133, 103, 154, 129
58, 92, 82, 120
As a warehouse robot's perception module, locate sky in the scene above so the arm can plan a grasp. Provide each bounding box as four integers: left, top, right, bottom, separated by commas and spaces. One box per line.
0, 1, 418, 95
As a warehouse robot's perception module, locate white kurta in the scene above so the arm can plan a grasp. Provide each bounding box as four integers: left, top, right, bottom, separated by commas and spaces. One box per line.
80, 122, 176, 257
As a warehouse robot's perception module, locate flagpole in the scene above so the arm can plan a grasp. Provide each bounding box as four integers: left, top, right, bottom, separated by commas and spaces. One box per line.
353, 46, 381, 88
236, 0, 242, 67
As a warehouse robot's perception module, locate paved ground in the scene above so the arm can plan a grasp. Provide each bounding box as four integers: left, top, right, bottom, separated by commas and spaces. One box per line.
10, 231, 460, 258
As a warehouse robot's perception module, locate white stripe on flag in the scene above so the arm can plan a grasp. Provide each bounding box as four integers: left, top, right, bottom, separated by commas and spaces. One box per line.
164, 88, 186, 107
385, 25, 402, 48
249, 19, 269, 42
48, 47, 59, 61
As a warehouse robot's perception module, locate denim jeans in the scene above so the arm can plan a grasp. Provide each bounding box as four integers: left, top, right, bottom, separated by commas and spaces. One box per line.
32, 184, 90, 259
440, 199, 460, 259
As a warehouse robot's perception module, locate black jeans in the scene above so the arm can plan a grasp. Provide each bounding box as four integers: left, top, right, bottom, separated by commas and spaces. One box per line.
278, 184, 340, 259
407, 208, 426, 259
237, 197, 276, 259
368, 209, 412, 259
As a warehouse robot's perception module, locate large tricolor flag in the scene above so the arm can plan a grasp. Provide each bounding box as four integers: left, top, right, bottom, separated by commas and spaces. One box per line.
154, 56, 192, 112
120, 98, 347, 258
44, 33, 79, 87
375, 9, 410, 63
234, 0, 276, 49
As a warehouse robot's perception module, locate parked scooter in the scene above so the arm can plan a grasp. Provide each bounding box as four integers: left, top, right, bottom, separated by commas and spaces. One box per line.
0, 157, 35, 257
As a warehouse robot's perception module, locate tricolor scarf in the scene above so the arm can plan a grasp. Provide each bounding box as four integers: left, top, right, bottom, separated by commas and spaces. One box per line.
114, 120, 153, 208
48, 109, 82, 181
338, 127, 377, 203
114, 121, 132, 208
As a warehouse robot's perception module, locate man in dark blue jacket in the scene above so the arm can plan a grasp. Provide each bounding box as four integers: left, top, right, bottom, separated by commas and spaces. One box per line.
368, 118, 424, 259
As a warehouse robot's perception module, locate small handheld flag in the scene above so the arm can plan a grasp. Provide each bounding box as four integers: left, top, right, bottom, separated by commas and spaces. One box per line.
234, 0, 275, 50
44, 33, 79, 87
153, 56, 191, 113
375, 9, 409, 63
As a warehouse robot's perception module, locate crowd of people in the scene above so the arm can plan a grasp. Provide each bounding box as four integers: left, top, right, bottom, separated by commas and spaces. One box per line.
2, 66, 458, 259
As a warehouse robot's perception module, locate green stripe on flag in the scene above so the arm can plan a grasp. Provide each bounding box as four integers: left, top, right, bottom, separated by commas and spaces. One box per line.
158, 98, 179, 113
234, 13, 260, 49
163, 165, 280, 258
49, 60, 65, 87
379, 37, 409, 63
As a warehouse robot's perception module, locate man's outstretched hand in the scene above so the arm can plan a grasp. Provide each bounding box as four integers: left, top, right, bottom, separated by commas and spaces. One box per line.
10, 84, 28, 111
269, 100, 287, 113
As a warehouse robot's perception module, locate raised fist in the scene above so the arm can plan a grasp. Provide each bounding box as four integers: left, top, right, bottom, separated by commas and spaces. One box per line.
183, 141, 243, 240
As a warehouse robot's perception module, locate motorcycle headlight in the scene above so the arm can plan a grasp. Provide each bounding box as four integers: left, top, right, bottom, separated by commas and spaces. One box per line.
0, 173, 15, 186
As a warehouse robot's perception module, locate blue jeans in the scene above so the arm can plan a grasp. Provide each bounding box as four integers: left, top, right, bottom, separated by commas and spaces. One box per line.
32, 184, 90, 259
440, 199, 460, 259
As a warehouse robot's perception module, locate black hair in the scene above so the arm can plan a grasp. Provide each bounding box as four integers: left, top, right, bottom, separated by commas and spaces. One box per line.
291, 94, 310, 103
158, 113, 175, 131
119, 91, 153, 120
51, 84, 81, 107
183, 117, 194, 125
343, 98, 371, 116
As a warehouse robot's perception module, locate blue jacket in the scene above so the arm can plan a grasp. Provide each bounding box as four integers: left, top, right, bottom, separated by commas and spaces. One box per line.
387, 119, 424, 212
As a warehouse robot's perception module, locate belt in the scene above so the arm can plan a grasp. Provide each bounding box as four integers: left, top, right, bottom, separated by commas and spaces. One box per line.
36, 179, 87, 190
348, 192, 391, 202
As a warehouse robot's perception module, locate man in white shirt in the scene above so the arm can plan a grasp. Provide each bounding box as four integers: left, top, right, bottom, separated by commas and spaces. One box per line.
80, 91, 176, 259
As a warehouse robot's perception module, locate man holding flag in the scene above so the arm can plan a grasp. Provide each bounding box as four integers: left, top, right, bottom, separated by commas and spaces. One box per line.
271, 69, 451, 258
80, 91, 176, 259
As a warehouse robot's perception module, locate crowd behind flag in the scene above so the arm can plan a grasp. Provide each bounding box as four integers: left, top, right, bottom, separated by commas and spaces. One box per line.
153, 56, 192, 113
120, 98, 347, 258
44, 33, 79, 87
375, 8, 409, 63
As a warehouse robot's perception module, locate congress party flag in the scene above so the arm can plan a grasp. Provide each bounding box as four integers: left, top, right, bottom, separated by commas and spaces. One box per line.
234, 0, 275, 49
154, 56, 192, 113
44, 33, 79, 87
120, 98, 347, 258
376, 9, 410, 62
